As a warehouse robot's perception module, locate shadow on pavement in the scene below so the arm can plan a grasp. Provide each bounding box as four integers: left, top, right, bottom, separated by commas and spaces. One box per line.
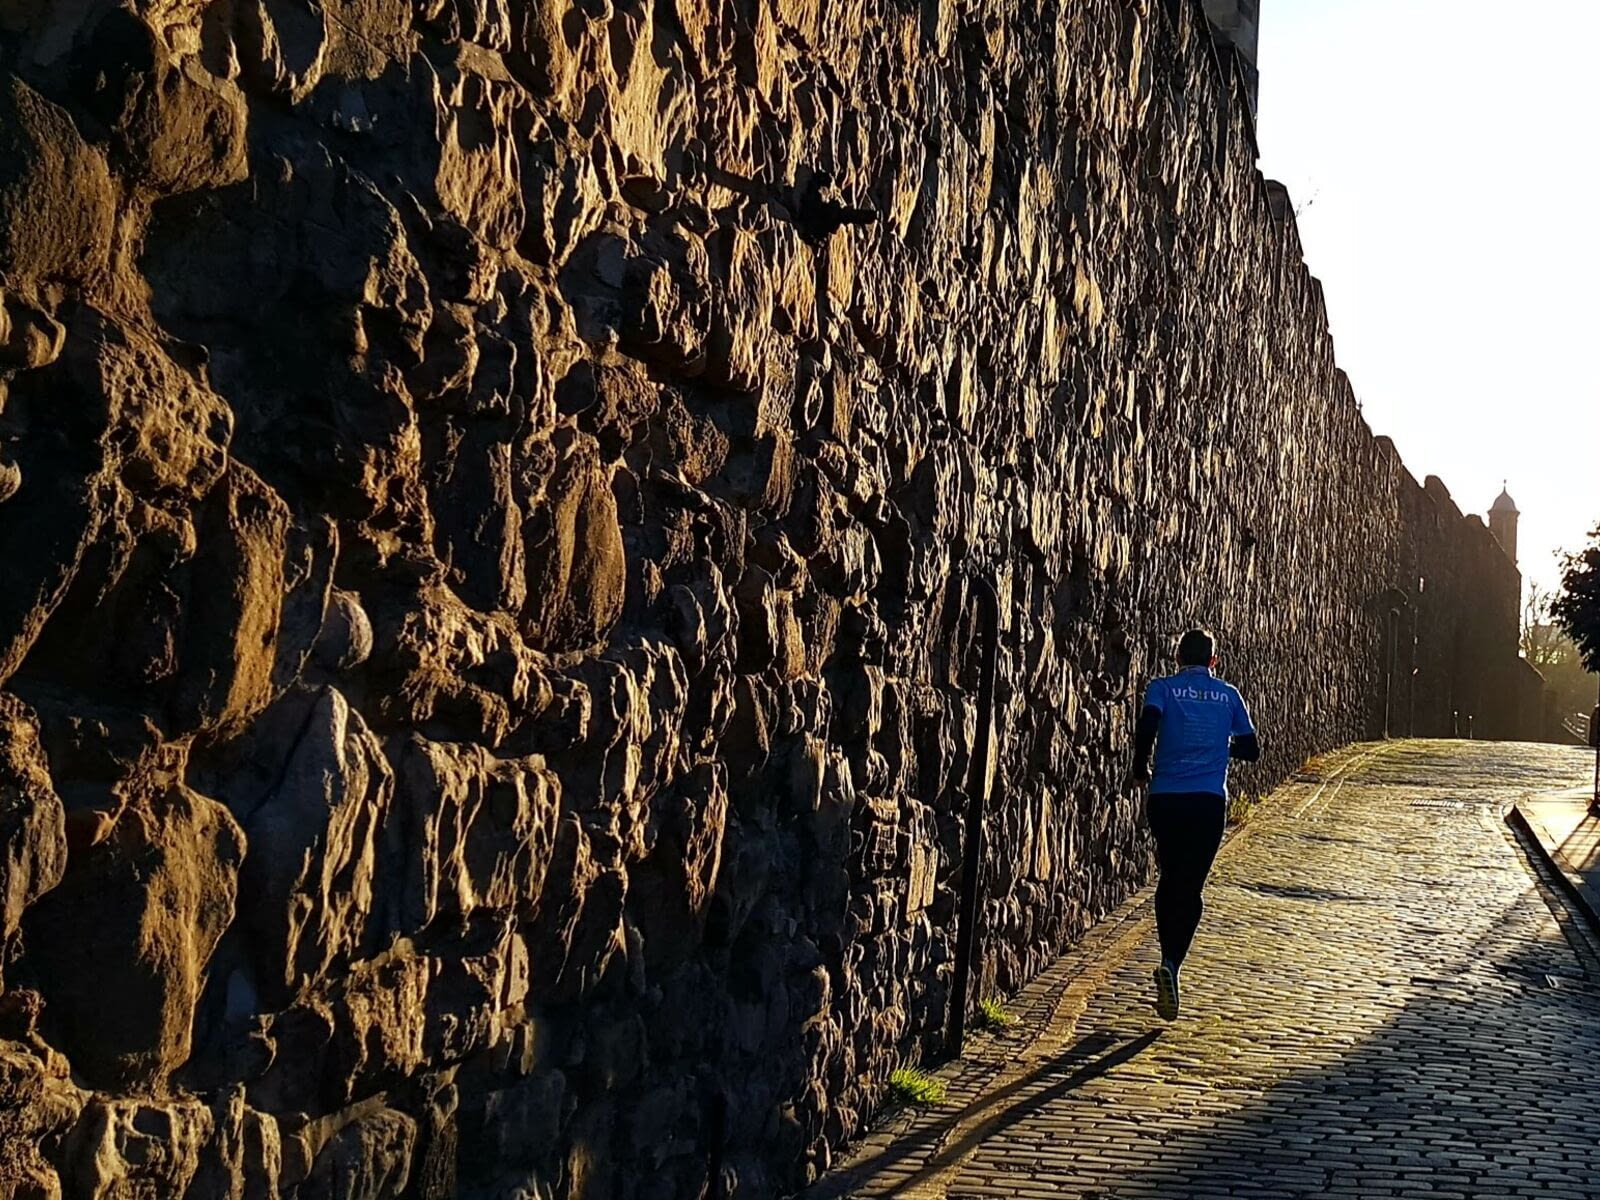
1065, 914, 1600, 1197
807, 1029, 1163, 1199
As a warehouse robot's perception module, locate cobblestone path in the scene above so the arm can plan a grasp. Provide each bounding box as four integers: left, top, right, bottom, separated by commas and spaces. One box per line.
808, 741, 1600, 1200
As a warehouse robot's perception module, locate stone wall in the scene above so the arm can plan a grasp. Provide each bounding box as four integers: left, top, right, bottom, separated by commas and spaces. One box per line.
1201, 0, 1260, 109
0, 2, 1537, 1198
1385, 465, 1540, 741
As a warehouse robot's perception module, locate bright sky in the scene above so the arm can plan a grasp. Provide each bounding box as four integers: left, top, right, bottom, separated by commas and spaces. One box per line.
1256, 0, 1600, 600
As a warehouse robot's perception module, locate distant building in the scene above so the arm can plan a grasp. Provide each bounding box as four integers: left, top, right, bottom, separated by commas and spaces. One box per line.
1384, 467, 1552, 742
1489, 484, 1519, 564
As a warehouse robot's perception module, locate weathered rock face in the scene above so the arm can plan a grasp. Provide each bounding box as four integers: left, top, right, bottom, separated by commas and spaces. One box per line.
27, 779, 244, 1091
0, 696, 65, 974
0, 1, 1533, 1197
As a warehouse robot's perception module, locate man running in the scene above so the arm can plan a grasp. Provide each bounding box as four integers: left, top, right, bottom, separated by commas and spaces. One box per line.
1129, 628, 1260, 1019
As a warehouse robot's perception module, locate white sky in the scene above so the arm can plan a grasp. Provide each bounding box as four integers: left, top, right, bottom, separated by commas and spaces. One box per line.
1255, 0, 1600, 600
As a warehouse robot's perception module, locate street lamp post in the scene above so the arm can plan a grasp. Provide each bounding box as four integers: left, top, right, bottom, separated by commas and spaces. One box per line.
1589, 676, 1599, 817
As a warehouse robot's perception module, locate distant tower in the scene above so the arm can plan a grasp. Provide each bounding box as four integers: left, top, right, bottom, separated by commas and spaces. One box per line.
1489, 483, 1519, 564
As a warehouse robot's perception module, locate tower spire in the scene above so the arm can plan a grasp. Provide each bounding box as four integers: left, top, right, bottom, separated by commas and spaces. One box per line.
1489, 484, 1520, 563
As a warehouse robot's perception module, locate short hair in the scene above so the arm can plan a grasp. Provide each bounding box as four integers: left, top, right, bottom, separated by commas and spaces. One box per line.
1177, 628, 1215, 666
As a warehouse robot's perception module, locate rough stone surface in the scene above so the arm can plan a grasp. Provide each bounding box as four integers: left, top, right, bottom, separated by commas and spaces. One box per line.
0, 2, 1545, 1197
25, 781, 244, 1092
0, 696, 66, 974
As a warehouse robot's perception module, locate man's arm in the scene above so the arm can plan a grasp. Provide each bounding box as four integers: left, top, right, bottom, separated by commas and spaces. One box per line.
1131, 705, 1162, 782
1229, 732, 1261, 762
1229, 689, 1260, 762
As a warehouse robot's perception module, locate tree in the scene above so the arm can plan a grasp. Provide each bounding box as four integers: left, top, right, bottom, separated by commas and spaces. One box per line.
1522, 585, 1571, 667
1524, 583, 1592, 718
1553, 525, 1600, 673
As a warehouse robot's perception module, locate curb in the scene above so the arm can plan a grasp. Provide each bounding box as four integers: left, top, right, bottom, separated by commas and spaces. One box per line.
1507, 801, 1600, 939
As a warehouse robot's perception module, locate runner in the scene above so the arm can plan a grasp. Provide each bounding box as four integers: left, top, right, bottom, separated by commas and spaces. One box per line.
1129, 629, 1260, 1019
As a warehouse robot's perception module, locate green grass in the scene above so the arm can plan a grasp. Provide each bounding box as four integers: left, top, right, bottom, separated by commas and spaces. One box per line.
976, 997, 1018, 1029
889, 1067, 948, 1107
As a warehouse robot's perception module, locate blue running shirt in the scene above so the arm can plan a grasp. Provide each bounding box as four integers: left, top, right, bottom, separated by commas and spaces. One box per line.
1144, 667, 1256, 798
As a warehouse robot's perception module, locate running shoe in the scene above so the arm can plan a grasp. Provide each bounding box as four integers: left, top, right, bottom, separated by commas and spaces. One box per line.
1153, 960, 1180, 1020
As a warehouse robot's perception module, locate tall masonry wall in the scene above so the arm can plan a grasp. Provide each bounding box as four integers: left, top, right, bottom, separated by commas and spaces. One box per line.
0, 2, 1536, 1198
1387, 467, 1540, 742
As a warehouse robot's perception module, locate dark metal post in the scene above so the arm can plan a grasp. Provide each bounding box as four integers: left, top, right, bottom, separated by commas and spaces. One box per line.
1589, 678, 1599, 817
948, 576, 999, 1058
1408, 611, 1418, 738
1384, 608, 1399, 738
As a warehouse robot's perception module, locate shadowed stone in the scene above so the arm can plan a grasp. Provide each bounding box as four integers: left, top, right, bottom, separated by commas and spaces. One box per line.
25, 783, 244, 1091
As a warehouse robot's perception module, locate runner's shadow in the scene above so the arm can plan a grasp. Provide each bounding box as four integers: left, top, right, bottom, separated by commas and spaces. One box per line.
1234, 882, 1377, 904
807, 1029, 1162, 1199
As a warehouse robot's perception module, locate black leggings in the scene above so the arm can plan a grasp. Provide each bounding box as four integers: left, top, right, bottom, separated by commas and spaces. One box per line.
1147, 792, 1228, 968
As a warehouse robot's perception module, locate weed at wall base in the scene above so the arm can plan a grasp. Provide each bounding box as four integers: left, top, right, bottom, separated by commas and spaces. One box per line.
889, 1068, 948, 1107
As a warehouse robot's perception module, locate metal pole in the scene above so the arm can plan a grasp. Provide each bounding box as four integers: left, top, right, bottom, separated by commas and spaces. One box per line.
1590, 676, 1599, 817
948, 576, 999, 1058
1384, 608, 1398, 739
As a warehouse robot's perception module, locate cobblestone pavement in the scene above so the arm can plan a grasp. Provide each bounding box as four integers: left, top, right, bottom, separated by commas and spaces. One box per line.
808, 740, 1600, 1200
